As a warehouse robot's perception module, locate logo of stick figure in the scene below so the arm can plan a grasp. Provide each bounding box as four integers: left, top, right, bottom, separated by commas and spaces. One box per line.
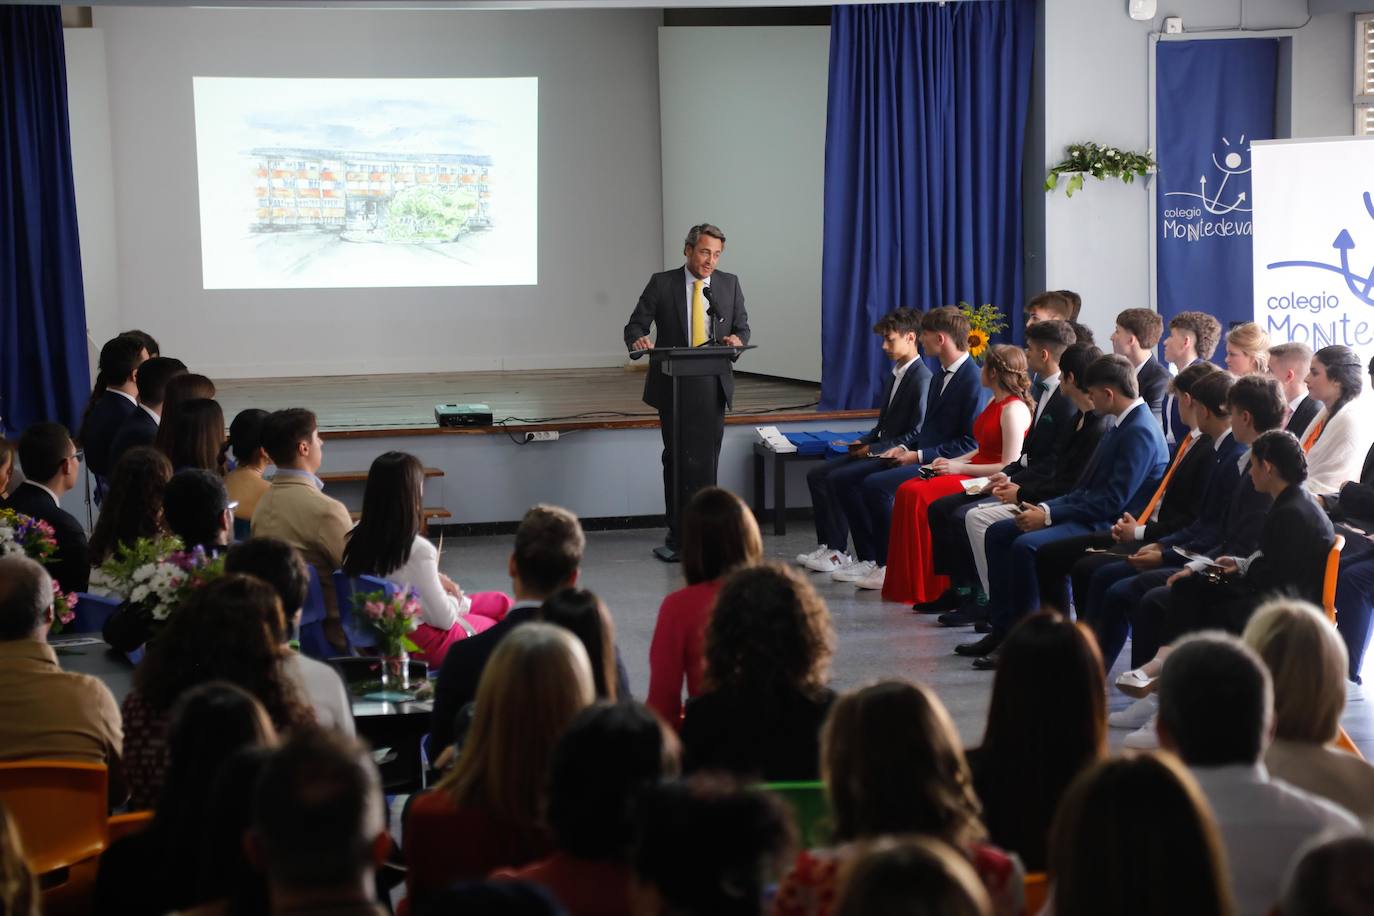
1164, 134, 1253, 215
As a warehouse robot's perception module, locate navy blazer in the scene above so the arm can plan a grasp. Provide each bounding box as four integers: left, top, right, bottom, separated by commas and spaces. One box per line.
1285, 395, 1321, 439
1043, 402, 1169, 527
1019, 410, 1109, 505
79, 390, 138, 480
1007, 383, 1078, 482
1136, 355, 1172, 428
1160, 432, 1250, 553
108, 408, 158, 471
1142, 431, 1215, 542
862, 360, 933, 454
3, 482, 89, 592
892, 355, 986, 460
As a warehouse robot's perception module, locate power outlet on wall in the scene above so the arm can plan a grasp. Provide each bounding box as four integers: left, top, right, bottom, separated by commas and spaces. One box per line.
524, 430, 560, 443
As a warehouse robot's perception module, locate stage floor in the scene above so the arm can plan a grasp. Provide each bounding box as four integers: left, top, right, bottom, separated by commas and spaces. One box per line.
214, 367, 871, 438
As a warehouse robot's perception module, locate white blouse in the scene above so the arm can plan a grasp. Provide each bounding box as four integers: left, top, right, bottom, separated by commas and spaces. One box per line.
1301, 395, 1374, 496
385, 535, 467, 631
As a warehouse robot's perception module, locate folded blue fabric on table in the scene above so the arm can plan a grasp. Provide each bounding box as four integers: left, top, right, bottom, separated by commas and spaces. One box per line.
782, 431, 869, 456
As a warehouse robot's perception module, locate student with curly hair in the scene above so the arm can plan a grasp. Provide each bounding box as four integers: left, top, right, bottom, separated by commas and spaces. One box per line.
88, 446, 173, 566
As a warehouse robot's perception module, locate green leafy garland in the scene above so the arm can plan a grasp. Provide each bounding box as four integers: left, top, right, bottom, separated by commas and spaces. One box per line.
1045, 142, 1157, 197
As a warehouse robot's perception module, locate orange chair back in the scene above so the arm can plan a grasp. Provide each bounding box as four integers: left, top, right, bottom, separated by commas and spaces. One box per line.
1023, 871, 1049, 915
0, 761, 108, 875
1335, 727, 1366, 759
108, 810, 155, 843
1322, 534, 1345, 624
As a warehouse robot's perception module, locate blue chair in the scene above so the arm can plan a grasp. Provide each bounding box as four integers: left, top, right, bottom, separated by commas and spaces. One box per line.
296, 567, 333, 660
68, 593, 120, 636
332, 571, 398, 655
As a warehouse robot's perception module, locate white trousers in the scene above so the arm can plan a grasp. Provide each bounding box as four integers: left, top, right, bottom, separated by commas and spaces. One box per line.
967, 501, 1020, 594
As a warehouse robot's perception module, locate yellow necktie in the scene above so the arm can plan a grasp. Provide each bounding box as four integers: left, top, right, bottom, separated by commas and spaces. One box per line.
1138, 433, 1195, 522
691, 280, 707, 347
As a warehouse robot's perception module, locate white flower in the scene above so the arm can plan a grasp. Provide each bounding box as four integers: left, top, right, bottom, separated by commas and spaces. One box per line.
131, 584, 151, 604
133, 563, 157, 583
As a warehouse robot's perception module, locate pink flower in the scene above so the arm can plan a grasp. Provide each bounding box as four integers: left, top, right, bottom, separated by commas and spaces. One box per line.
365, 601, 384, 620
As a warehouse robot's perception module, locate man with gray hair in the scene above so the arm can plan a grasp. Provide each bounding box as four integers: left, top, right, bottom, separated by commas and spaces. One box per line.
1156, 632, 1359, 916
0, 555, 126, 803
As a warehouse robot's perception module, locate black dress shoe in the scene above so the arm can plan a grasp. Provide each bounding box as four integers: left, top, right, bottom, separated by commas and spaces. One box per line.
954, 634, 1001, 657
653, 545, 681, 563
971, 651, 1000, 670
937, 608, 978, 628
913, 589, 962, 614
973, 618, 993, 634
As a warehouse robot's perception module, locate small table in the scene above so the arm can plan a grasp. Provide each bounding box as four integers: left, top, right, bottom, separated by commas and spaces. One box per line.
751, 441, 825, 536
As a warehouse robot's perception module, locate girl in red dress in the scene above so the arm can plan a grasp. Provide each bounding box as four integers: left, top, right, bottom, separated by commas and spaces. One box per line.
882, 345, 1033, 604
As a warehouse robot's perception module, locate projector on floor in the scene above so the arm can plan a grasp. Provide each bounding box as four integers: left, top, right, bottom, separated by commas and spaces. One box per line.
435, 404, 494, 428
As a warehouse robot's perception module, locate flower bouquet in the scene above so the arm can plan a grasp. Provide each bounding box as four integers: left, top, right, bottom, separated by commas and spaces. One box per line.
957, 302, 1008, 361
98, 536, 225, 626
1045, 142, 1156, 197
352, 589, 423, 689
0, 509, 77, 633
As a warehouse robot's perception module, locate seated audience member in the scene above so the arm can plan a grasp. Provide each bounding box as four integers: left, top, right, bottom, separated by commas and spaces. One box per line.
430, 504, 585, 754
1057, 289, 1082, 321
1278, 836, 1374, 916
1298, 345, 1374, 496
1047, 753, 1234, 916
0, 436, 14, 501
108, 355, 187, 470
681, 563, 836, 781
0, 556, 125, 802
223, 408, 271, 539
342, 451, 511, 667
164, 468, 235, 552
801, 308, 930, 574
541, 589, 629, 700
1023, 289, 1073, 326
0, 802, 37, 916
493, 702, 681, 916
95, 682, 278, 916
252, 408, 354, 648
1243, 600, 1374, 828
195, 747, 274, 916
80, 333, 147, 493
965, 612, 1105, 872
87, 446, 172, 566
1225, 321, 1271, 375
631, 778, 794, 916
157, 373, 217, 434
120, 328, 160, 358
882, 345, 1033, 603
158, 397, 227, 475
1268, 341, 1319, 435
249, 730, 392, 916
841, 306, 986, 591
8, 422, 89, 590
649, 486, 763, 724
1155, 633, 1360, 916
1161, 310, 1223, 447
121, 574, 312, 809
773, 680, 1022, 916
406, 624, 595, 904
1109, 308, 1171, 422
832, 837, 993, 916
225, 537, 356, 735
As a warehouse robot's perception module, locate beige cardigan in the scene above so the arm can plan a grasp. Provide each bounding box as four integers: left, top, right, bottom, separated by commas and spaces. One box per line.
251, 473, 354, 618
1266, 738, 1374, 831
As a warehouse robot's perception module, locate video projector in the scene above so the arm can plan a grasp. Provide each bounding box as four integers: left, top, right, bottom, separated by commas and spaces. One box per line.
435, 404, 494, 428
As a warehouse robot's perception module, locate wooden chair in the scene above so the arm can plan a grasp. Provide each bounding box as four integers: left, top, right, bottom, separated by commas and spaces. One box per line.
1023, 872, 1049, 916
0, 761, 110, 915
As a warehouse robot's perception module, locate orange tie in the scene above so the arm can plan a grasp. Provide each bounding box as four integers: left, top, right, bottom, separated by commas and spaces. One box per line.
1302, 416, 1326, 453
1138, 433, 1195, 522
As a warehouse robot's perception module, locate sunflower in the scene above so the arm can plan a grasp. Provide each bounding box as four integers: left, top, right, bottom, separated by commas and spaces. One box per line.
967, 328, 990, 358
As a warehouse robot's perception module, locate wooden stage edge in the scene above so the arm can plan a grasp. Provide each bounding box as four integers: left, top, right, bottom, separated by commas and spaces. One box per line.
213, 367, 878, 439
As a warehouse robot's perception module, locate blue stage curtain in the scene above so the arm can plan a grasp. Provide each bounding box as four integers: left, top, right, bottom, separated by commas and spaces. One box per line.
0, 6, 89, 437
821, 1, 1034, 410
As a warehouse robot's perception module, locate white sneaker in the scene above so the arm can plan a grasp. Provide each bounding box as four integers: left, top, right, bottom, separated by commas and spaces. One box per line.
1108, 695, 1157, 730
1122, 714, 1160, 749
796, 546, 830, 566
806, 550, 854, 573
831, 560, 876, 582
855, 565, 887, 590
1347, 680, 1365, 705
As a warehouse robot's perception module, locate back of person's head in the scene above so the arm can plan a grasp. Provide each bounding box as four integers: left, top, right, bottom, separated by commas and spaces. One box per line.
872, 307, 923, 337
1067, 320, 1095, 346
1228, 321, 1273, 372
1170, 360, 1221, 397
1082, 354, 1139, 399
92, 334, 146, 392
341, 450, 424, 577
0, 801, 38, 916
540, 588, 620, 700
197, 746, 274, 914
1157, 632, 1273, 767
832, 836, 993, 916
1227, 374, 1286, 432
17, 422, 73, 484
1169, 311, 1224, 360
416, 881, 567, 916
1057, 289, 1083, 320
631, 776, 794, 916
1190, 371, 1236, 420
1269, 341, 1314, 378
0, 556, 51, 641
705, 562, 834, 697
259, 408, 317, 468
134, 356, 187, 408
225, 537, 310, 623
1314, 344, 1364, 414
159, 373, 217, 427
228, 408, 270, 466
119, 328, 161, 358
88, 446, 173, 565
1115, 308, 1164, 348
546, 702, 681, 862
1024, 319, 1076, 357
822, 680, 983, 847
512, 504, 585, 597
1048, 753, 1233, 916
251, 729, 386, 892
681, 486, 763, 585
438, 623, 594, 830
982, 344, 1033, 407
1280, 835, 1374, 916
1250, 429, 1308, 486
1026, 290, 1073, 321
163, 468, 231, 550
921, 306, 972, 351
1058, 342, 1103, 390
1243, 599, 1347, 745
160, 397, 226, 474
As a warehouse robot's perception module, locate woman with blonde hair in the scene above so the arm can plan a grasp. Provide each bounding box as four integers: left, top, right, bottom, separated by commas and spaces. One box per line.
404, 623, 595, 907
771, 680, 1022, 916
1224, 322, 1270, 375
1244, 598, 1374, 827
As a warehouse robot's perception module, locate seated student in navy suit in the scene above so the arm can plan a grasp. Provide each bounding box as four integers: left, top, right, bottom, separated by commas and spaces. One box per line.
1110, 308, 1171, 426
799, 308, 931, 574
108, 356, 187, 472
78, 335, 148, 500
834, 306, 987, 592
957, 354, 1168, 667
1161, 311, 1222, 450
5, 423, 89, 593
1269, 342, 1320, 436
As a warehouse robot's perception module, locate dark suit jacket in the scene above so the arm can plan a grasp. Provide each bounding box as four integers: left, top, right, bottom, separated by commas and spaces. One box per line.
1161, 433, 1250, 553
1006, 383, 1078, 483
681, 685, 836, 783
1136, 355, 1172, 428
623, 268, 750, 410
1043, 402, 1169, 527
1285, 395, 1321, 439
1018, 410, 1109, 505
861, 360, 932, 454
891, 355, 986, 460
1242, 485, 1334, 604
1323, 441, 1374, 530
3, 482, 89, 591
108, 409, 158, 472
1141, 431, 1215, 542
79, 391, 138, 480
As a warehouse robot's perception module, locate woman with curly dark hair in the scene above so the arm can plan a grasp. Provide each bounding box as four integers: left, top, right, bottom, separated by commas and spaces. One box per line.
681, 562, 835, 781
88, 446, 173, 566
120, 574, 311, 808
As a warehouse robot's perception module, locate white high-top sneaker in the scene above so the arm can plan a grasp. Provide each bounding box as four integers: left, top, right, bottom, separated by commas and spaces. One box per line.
796, 546, 830, 566
855, 565, 887, 590
831, 560, 876, 582
805, 549, 854, 573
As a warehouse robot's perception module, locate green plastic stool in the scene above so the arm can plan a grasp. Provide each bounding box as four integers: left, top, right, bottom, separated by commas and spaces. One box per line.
763, 780, 832, 848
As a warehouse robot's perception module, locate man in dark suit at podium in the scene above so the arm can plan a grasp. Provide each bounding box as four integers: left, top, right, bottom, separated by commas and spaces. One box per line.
624, 223, 750, 561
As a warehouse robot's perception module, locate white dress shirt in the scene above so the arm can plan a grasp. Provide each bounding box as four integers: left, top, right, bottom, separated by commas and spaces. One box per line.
888, 356, 919, 408
939, 352, 970, 395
